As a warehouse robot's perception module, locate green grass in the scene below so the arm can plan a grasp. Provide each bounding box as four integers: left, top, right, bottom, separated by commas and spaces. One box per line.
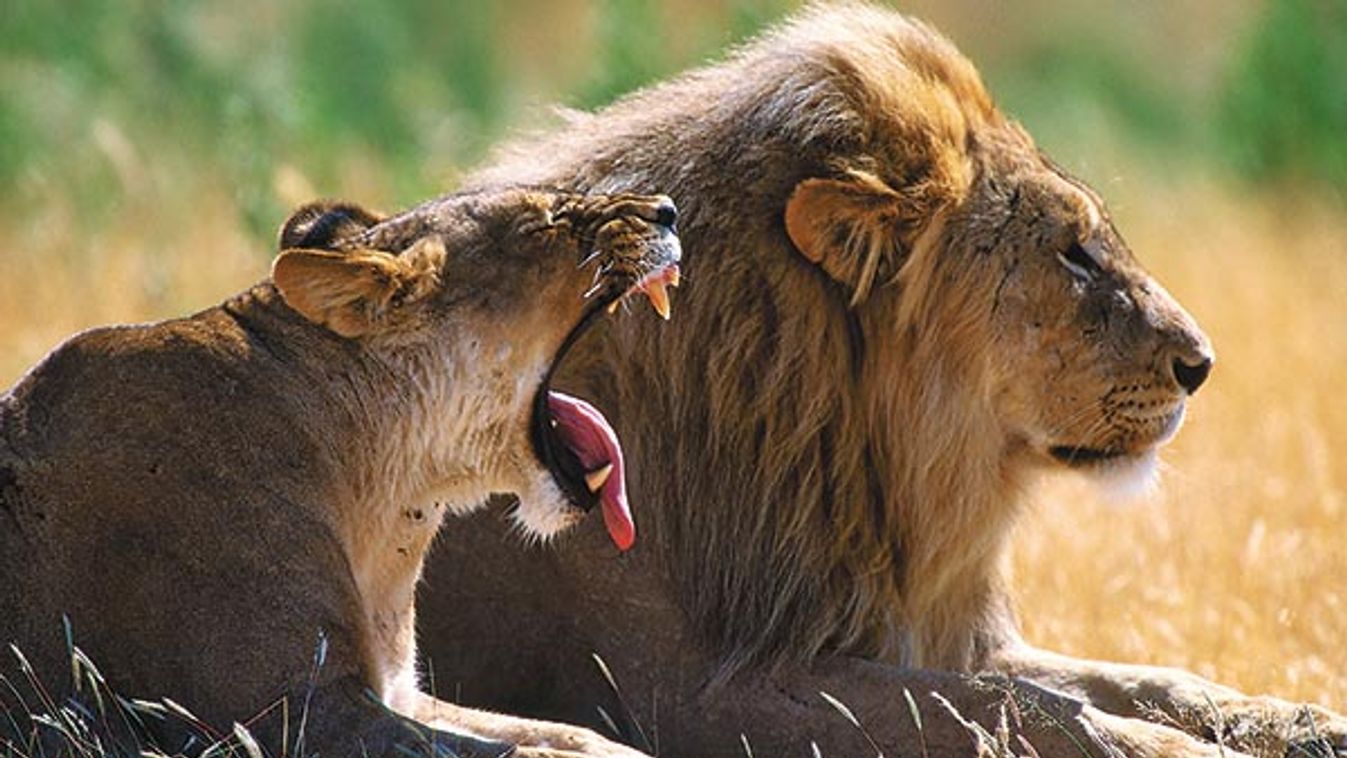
1217, 0, 1347, 197
4, 0, 1341, 250
0, 0, 798, 243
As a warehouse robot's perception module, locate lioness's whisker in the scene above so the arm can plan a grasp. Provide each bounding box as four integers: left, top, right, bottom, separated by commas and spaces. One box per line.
584, 278, 605, 299
577, 248, 604, 269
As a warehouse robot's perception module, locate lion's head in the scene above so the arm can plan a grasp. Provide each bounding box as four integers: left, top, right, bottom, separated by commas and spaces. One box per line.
785, 129, 1213, 496
272, 187, 681, 548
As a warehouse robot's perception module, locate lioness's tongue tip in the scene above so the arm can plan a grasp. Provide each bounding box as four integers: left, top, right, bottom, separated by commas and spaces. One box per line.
602, 493, 636, 552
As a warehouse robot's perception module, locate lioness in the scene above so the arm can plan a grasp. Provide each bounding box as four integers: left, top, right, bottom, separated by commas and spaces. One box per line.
418, 5, 1347, 758
0, 187, 679, 757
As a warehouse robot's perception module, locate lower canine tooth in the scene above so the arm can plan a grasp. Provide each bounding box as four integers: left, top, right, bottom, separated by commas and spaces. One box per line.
585, 463, 614, 492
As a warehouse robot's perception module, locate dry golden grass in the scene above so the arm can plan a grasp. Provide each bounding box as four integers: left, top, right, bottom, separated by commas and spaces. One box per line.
0, 184, 263, 385
1, 172, 1342, 713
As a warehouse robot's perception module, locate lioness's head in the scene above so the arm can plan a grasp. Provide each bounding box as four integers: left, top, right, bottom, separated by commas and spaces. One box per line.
779, 12, 1212, 491
272, 187, 681, 549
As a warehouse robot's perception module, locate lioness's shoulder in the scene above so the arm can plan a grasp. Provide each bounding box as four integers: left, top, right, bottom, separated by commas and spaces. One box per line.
2, 311, 256, 437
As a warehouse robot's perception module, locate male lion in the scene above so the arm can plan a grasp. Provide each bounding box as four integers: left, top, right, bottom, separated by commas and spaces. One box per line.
418, 5, 1347, 758
0, 186, 680, 757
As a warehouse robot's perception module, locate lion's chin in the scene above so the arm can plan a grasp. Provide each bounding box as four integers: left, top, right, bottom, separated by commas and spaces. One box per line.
1047, 405, 1183, 503
1073, 449, 1162, 504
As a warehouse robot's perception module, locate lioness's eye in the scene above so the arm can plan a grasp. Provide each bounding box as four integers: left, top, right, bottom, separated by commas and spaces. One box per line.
1057, 240, 1100, 282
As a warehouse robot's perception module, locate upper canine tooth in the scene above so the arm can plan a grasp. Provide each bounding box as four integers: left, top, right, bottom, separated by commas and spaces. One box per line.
645, 280, 672, 320
585, 463, 614, 492
668, 266, 680, 288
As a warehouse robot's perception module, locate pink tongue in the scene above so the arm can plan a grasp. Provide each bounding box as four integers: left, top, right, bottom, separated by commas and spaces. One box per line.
546, 391, 635, 551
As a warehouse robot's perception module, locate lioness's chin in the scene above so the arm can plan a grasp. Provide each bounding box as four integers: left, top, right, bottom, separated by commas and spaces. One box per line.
510, 473, 586, 542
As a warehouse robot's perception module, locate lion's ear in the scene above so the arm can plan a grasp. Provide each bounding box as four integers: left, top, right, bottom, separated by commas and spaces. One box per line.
785, 169, 945, 305
278, 201, 386, 252
272, 237, 446, 338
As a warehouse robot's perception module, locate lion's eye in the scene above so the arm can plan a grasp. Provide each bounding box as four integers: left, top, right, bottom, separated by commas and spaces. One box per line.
1057, 240, 1100, 282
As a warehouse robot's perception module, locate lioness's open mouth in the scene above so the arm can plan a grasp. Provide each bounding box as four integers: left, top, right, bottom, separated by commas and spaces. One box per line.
531, 263, 680, 551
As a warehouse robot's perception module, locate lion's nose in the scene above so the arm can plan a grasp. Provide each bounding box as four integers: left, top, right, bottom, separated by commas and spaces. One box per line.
1171, 354, 1213, 395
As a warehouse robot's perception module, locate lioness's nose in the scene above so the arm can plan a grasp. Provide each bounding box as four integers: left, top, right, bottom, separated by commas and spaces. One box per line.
1171, 353, 1213, 395
654, 198, 678, 228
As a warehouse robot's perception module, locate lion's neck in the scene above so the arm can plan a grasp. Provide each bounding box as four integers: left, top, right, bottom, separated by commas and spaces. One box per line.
840, 282, 1033, 669
878, 358, 1027, 668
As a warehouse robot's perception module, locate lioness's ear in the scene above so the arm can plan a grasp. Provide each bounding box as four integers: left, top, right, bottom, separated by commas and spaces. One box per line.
272, 237, 446, 338
785, 169, 948, 304
278, 201, 386, 251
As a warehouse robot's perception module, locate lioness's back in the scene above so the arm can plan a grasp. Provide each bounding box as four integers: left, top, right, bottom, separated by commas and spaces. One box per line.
0, 301, 366, 720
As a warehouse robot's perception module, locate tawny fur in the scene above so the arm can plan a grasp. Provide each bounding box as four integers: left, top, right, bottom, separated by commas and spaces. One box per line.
419, 4, 1347, 757
0, 187, 677, 758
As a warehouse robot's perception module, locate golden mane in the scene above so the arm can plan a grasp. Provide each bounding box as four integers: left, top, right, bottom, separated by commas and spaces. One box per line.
473, 3, 1029, 674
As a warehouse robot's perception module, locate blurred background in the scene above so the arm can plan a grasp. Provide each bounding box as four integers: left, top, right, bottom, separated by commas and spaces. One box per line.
2, 0, 1344, 710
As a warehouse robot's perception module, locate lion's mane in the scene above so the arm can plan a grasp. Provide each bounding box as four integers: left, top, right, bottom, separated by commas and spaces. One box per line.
470, 2, 1027, 676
